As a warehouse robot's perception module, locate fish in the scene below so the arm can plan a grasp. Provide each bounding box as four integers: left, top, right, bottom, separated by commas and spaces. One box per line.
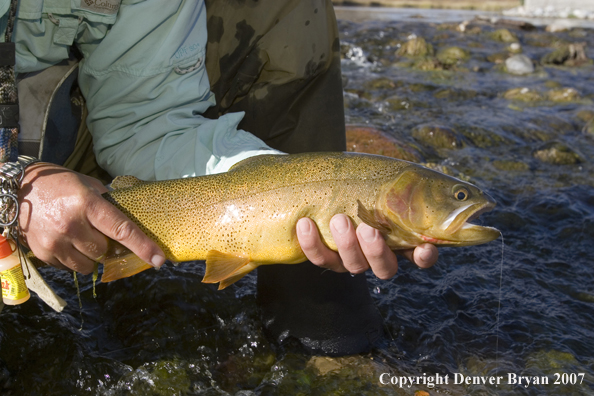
101, 152, 500, 289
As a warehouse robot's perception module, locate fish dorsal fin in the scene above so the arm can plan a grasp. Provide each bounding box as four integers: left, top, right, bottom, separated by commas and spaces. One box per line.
217, 262, 259, 290
203, 250, 251, 284
101, 245, 153, 282
110, 175, 145, 190
357, 200, 391, 235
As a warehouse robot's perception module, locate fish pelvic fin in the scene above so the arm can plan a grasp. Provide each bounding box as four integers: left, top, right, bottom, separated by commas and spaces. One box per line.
110, 175, 146, 190
203, 250, 251, 284
101, 248, 153, 282
357, 200, 391, 234
217, 262, 259, 290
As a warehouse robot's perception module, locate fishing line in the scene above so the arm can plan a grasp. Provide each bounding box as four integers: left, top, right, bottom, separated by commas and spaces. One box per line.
495, 231, 505, 373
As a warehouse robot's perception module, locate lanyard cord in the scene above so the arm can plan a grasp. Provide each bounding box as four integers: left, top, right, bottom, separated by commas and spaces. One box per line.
0, 0, 20, 163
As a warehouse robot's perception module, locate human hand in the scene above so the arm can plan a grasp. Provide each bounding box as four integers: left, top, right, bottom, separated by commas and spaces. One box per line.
296, 214, 438, 279
17, 163, 166, 274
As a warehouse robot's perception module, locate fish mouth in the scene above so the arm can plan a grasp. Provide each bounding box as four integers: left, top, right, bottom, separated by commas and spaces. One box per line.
417, 200, 499, 246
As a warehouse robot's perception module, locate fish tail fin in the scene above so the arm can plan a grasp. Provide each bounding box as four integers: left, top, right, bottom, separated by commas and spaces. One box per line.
203, 250, 250, 284
217, 263, 259, 290
101, 249, 153, 283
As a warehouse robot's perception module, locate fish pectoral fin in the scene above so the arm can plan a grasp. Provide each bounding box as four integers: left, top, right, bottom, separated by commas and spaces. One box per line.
217, 262, 259, 290
357, 200, 391, 234
203, 250, 251, 284
101, 249, 153, 283
110, 175, 146, 190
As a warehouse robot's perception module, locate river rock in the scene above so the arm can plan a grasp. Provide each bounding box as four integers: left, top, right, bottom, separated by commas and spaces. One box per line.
505, 54, 534, 75
396, 36, 434, 57
412, 124, 462, 150
503, 87, 542, 102
490, 28, 519, 43
436, 46, 470, 66
541, 43, 590, 66
346, 125, 423, 162
547, 87, 581, 102
533, 141, 582, 165
412, 56, 444, 71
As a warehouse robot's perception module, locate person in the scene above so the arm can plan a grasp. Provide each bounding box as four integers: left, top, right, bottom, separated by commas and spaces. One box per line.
1, 0, 438, 355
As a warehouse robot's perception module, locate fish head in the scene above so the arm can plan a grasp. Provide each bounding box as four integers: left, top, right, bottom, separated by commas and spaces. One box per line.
378, 166, 500, 246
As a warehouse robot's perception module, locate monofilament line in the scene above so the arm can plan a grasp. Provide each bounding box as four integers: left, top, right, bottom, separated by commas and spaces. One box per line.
495, 231, 505, 372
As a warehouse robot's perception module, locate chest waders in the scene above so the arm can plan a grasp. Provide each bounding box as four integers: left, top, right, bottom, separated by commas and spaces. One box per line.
14, 0, 384, 355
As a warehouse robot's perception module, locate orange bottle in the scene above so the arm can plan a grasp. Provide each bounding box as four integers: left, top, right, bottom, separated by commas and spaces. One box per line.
0, 235, 30, 305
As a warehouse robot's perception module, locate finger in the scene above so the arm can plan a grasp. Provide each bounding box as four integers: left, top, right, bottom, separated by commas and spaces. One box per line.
72, 230, 109, 262
87, 197, 166, 268
356, 223, 398, 279
56, 248, 97, 275
296, 217, 347, 272
330, 214, 369, 274
399, 243, 439, 269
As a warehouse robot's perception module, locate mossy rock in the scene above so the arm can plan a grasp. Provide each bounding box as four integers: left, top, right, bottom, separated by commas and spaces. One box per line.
487, 51, 508, 64
583, 119, 594, 136
384, 95, 413, 111
412, 124, 463, 150
547, 87, 581, 102
575, 108, 594, 123
493, 159, 530, 171
364, 77, 399, 90
503, 87, 543, 102
541, 43, 590, 66
412, 56, 444, 71
433, 88, 477, 101
396, 36, 434, 57
436, 46, 470, 66
533, 141, 582, 165
490, 28, 519, 43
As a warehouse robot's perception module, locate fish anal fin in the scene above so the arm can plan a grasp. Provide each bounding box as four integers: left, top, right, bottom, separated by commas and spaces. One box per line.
203, 250, 251, 284
110, 175, 146, 190
357, 200, 391, 235
217, 262, 259, 290
101, 248, 153, 283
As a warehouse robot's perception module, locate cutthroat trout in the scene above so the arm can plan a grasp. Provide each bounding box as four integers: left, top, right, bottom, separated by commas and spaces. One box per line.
101, 152, 500, 289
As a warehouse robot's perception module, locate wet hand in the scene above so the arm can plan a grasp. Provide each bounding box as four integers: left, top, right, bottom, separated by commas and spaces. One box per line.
296, 214, 438, 279
17, 163, 166, 274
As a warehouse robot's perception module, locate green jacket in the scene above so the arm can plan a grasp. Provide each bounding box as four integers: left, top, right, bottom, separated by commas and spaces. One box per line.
1, 0, 279, 180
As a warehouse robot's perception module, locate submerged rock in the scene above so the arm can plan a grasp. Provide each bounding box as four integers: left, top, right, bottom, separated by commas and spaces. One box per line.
533, 141, 582, 165
503, 87, 542, 102
346, 125, 423, 162
505, 54, 534, 75
490, 28, 519, 43
436, 46, 470, 66
547, 87, 581, 102
412, 124, 463, 150
493, 159, 530, 171
396, 36, 434, 57
541, 43, 590, 66
412, 56, 444, 71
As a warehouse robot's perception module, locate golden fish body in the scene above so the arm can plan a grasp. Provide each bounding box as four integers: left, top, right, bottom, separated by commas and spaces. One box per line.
102, 152, 500, 288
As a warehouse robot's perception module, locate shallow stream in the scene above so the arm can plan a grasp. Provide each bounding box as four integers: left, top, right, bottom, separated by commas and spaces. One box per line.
1, 8, 594, 396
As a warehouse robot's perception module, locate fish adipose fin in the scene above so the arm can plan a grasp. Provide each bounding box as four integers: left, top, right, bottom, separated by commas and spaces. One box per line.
101, 251, 153, 282
357, 200, 391, 234
203, 250, 251, 284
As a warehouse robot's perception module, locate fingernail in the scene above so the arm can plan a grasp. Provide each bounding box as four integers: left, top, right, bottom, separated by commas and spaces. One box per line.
418, 246, 433, 263
152, 255, 166, 268
297, 219, 311, 236
359, 225, 378, 243
331, 215, 349, 234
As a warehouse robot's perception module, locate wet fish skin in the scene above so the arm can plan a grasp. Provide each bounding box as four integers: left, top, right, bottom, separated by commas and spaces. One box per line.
101, 152, 500, 288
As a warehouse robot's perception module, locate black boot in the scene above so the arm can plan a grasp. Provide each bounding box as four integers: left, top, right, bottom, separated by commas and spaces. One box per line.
257, 262, 384, 356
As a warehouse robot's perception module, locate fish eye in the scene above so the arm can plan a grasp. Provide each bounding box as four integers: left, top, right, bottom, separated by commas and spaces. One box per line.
453, 187, 469, 201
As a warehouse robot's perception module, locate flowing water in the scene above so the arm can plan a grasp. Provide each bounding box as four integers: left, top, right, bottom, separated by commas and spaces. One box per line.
1, 9, 594, 396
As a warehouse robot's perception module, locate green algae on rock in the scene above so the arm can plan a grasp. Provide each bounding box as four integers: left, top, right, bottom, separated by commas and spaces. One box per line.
412, 124, 463, 150
503, 87, 543, 102
533, 141, 582, 165
396, 36, 434, 57
436, 46, 470, 66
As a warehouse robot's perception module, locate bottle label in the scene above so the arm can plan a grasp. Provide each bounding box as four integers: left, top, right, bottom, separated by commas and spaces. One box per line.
1, 265, 29, 301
